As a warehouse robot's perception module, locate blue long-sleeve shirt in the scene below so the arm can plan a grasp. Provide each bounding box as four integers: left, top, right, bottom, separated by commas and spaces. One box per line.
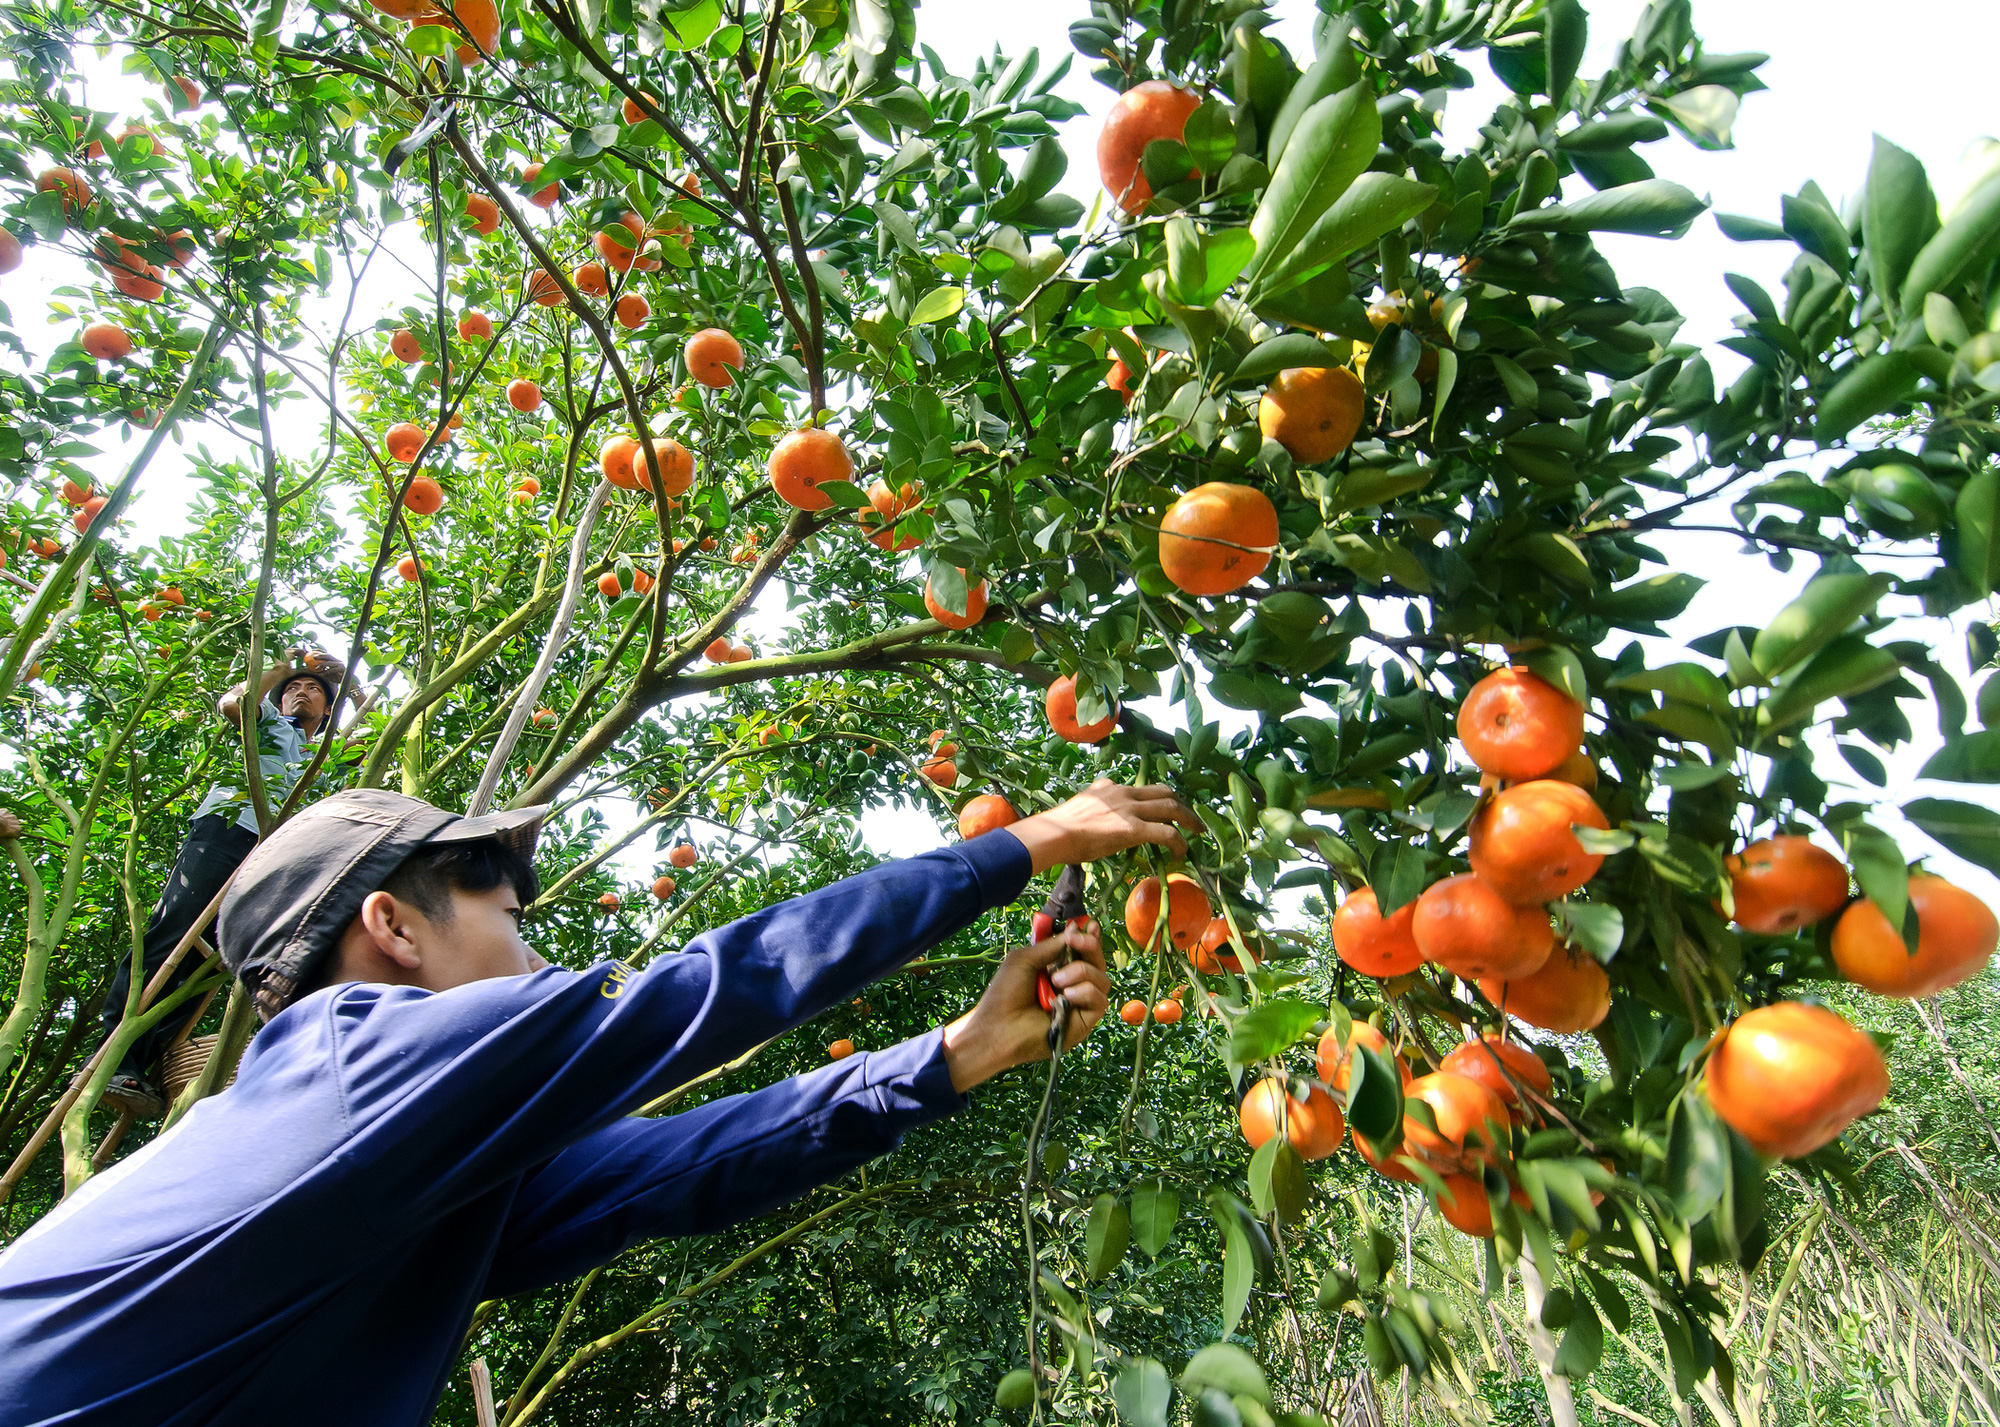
0, 830, 1031, 1426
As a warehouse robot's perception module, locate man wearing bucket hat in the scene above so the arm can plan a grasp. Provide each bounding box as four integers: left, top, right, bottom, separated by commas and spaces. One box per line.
97, 645, 350, 1117
0, 777, 1198, 1426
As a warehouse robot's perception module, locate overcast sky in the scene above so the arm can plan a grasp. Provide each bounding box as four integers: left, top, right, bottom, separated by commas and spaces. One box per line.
20, 0, 2000, 900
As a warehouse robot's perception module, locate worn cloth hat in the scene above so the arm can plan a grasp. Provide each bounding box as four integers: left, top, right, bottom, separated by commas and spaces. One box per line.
218, 789, 548, 1022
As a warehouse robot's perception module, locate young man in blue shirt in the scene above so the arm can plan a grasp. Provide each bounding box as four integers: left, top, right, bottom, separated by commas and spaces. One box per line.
0, 778, 1196, 1426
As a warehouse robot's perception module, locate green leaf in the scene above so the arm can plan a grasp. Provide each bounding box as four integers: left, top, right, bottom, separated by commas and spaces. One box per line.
989, 136, 1067, 220
1594, 572, 1706, 628
1610, 662, 1733, 717
1182, 100, 1238, 175
1182, 1344, 1270, 1406
1918, 730, 2000, 783
1761, 635, 1902, 729
1904, 798, 2000, 877
818, 479, 874, 509
1902, 172, 2000, 307
1219, 1221, 1256, 1340
1954, 470, 2000, 595
1654, 85, 1738, 150
1838, 820, 1909, 936
1229, 997, 1322, 1062
1131, 1181, 1181, 1257
1715, 211, 1789, 242
1509, 180, 1708, 237
1560, 110, 1671, 151
1552, 1293, 1605, 1377
1581, 1265, 1632, 1333
1256, 173, 1437, 299
1113, 1358, 1173, 1427
1815, 353, 1919, 442
1751, 572, 1894, 678
1553, 901, 1624, 961
249, 0, 286, 65
1086, 1193, 1131, 1281
1864, 136, 1939, 317
1665, 1092, 1730, 1222
1231, 333, 1346, 384
907, 286, 965, 325
1265, 27, 1358, 169
1244, 82, 1380, 291
1544, 0, 1587, 100
1347, 1041, 1403, 1144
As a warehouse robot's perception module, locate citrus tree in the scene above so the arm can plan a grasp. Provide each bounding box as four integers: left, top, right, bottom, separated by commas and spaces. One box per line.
4, 0, 2000, 1422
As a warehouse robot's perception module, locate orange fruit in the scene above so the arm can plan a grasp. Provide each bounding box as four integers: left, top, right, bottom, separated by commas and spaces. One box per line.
1152, 998, 1183, 1025
155, 228, 195, 270
1478, 945, 1610, 1033
412, 0, 499, 55
1107, 355, 1135, 403
402, 476, 444, 515
924, 572, 988, 629
1096, 80, 1201, 214
573, 261, 610, 297
1467, 778, 1609, 904
525, 268, 564, 306
669, 843, 698, 868
686, 328, 744, 388
1412, 874, 1555, 981
728, 643, 753, 662
1044, 674, 1116, 743
0, 228, 20, 275
36, 167, 90, 214
1119, 999, 1148, 1026
1192, 915, 1258, 974
1332, 886, 1426, 977
1257, 367, 1365, 464
596, 891, 621, 910
1457, 667, 1584, 782
1705, 1002, 1889, 1159
828, 1038, 855, 1060
522, 163, 559, 208
600, 435, 640, 486
704, 637, 731, 663
1239, 1079, 1345, 1161
919, 757, 958, 788
1831, 875, 1997, 998
1317, 1020, 1412, 1094
506, 379, 542, 412
396, 554, 422, 582
614, 292, 650, 329
1158, 482, 1278, 596
73, 497, 109, 534
1436, 1174, 1502, 1238
1440, 1036, 1552, 1118
768, 427, 852, 509
593, 214, 660, 272
457, 311, 494, 341
390, 329, 423, 363
463, 193, 499, 235
1399, 1071, 1511, 1176
80, 323, 132, 361
1552, 749, 1598, 789
868, 479, 918, 518
634, 438, 694, 496
59, 479, 92, 507
622, 89, 659, 124
1124, 874, 1212, 952
631, 567, 654, 595
652, 874, 677, 899
1728, 836, 1850, 935
385, 423, 426, 463
531, 706, 555, 724
167, 73, 202, 109
956, 793, 1018, 839
597, 571, 623, 598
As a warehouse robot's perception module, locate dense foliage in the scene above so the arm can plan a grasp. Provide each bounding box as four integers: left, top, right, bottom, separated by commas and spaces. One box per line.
3, 0, 2000, 1422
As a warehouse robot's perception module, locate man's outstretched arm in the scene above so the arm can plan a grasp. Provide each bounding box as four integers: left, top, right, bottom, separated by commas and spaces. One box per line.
484, 927, 1109, 1297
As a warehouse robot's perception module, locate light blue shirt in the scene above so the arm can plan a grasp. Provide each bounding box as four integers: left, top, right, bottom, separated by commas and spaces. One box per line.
190, 697, 310, 834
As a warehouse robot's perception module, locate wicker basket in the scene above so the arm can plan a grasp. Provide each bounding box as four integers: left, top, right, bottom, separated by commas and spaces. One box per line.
160, 1033, 237, 1104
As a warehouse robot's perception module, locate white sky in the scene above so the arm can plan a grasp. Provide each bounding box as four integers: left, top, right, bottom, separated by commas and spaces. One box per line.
17, 0, 2000, 905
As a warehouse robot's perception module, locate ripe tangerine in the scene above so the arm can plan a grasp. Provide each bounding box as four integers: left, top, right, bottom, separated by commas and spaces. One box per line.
1096, 81, 1200, 214
81, 323, 132, 361
1831, 875, 1996, 998
768, 427, 852, 510
828, 1038, 855, 1060
920, 757, 957, 788
686, 328, 744, 388
1119, 999, 1148, 1026
1152, 998, 1183, 1025
1124, 873, 1212, 952
1044, 674, 1116, 743
652, 874, 677, 899
1728, 836, 1850, 935
1478, 945, 1610, 1033
669, 843, 698, 869
1192, 915, 1258, 974
1705, 1002, 1888, 1159
385, 423, 426, 463
402, 476, 444, 515
1457, 666, 1584, 782
1258, 366, 1365, 465
1332, 886, 1426, 977
615, 293, 650, 329
956, 793, 1018, 840
458, 311, 494, 342
507, 380, 542, 413
1439, 1036, 1552, 1119
1412, 874, 1555, 981
463, 193, 500, 235
1467, 778, 1609, 904
1317, 1020, 1413, 1094
1239, 1078, 1345, 1161
1399, 1071, 1511, 1176
924, 571, 988, 629
1158, 482, 1278, 596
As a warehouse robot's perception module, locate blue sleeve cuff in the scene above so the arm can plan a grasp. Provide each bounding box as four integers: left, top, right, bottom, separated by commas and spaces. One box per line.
963, 827, 1034, 910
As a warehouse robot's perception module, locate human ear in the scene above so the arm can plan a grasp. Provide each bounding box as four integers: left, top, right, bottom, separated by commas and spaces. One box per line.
357, 890, 425, 972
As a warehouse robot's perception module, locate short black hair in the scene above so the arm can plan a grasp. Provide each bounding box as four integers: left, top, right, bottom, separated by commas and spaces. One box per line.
290, 838, 539, 1000
377, 839, 541, 923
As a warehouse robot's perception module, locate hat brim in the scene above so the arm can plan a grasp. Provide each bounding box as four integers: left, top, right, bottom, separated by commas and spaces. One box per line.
430, 803, 548, 859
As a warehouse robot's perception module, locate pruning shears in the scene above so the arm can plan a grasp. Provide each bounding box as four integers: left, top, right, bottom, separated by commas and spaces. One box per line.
1030, 864, 1090, 1050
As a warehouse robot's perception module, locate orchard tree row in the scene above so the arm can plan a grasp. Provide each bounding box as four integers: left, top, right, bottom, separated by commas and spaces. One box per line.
3, 0, 2000, 1422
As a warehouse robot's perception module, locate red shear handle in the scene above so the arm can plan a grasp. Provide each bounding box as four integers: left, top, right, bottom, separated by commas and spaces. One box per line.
1033, 913, 1091, 1011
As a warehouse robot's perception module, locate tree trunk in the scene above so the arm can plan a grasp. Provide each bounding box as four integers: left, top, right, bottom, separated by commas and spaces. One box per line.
1518, 1255, 1581, 1427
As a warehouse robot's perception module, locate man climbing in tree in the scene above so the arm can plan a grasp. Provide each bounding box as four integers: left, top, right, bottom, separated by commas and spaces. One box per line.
98, 645, 350, 1117
0, 778, 1197, 1425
